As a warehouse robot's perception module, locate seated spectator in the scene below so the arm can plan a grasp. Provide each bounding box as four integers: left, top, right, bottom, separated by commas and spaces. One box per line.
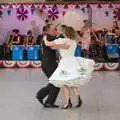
8, 29, 21, 46
24, 30, 35, 45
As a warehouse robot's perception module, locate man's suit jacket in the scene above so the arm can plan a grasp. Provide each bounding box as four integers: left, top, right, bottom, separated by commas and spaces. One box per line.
40, 34, 58, 78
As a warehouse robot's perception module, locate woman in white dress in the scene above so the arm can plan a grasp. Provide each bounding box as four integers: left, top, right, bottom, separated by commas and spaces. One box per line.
44, 26, 95, 109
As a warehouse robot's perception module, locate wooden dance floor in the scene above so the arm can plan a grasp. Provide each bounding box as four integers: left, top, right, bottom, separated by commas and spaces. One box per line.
0, 69, 120, 120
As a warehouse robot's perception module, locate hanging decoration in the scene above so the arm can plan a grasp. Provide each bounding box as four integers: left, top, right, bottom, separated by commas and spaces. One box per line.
7, 4, 13, 16
17, 5, 28, 21
81, 7, 86, 13
0, 10, 3, 17
39, 9, 43, 14
62, 11, 66, 16
0, 4, 3, 10
108, 3, 113, 9
97, 3, 102, 8
75, 4, 80, 9
48, 7, 59, 21
53, 4, 57, 9
113, 7, 120, 21
41, 4, 47, 9
9, 4, 13, 9
31, 4, 36, 15
0, 61, 3, 67
7, 9, 11, 16
71, 2, 76, 8
64, 4, 69, 9
86, 4, 91, 9
104, 11, 109, 16
0, 4, 3, 18
0, 3, 119, 22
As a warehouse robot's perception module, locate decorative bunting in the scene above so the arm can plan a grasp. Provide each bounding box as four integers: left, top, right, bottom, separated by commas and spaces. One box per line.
104, 11, 109, 16
64, 4, 69, 9
104, 63, 119, 71
113, 8, 120, 20
31, 4, 36, 15
94, 63, 104, 71
41, 4, 47, 9
0, 61, 3, 67
108, 3, 113, 9
81, 7, 86, 13
0, 10, 3, 17
7, 9, 11, 16
75, 4, 80, 9
2, 61, 16, 68
30, 61, 41, 68
86, 4, 91, 8
9, 4, 13, 9
62, 11, 66, 16
97, 3, 102, 8
17, 61, 30, 68
0, 5, 3, 10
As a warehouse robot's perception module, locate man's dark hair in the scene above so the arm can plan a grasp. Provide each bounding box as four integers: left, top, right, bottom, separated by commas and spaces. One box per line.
61, 25, 67, 28
45, 19, 49, 24
43, 24, 51, 32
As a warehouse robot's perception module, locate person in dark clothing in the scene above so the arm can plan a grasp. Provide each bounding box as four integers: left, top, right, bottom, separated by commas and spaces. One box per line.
36, 24, 60, 108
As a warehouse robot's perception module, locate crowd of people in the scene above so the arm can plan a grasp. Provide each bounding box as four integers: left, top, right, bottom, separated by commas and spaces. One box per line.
0, 19, 120, 61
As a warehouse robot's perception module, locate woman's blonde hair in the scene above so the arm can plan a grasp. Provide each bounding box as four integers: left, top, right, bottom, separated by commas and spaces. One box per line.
63, 26, 76, 40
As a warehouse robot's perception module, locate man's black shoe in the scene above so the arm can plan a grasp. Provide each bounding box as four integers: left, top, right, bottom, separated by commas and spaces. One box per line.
36, 96, 44, 105
44, 103, 59, 108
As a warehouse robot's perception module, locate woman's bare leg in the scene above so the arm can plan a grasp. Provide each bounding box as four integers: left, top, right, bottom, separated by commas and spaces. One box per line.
72, 87, 82, 108
72, 87, 80, 96
63, 85, 70, 105
62, 86, 72, 109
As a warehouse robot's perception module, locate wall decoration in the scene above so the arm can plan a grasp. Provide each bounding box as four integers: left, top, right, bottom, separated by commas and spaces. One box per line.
16, 61, 30, 68
97, 3, 102, 8
81, 7, 86, 13
2, 61, 16, 68
113, 7, 120, 20
94, 63, 104, 71
0, 10, 3, 17
17, 6, 28, 21
75, 4, 80, 9
48, 7, 59, 21
7, 9, 11, 16
31, 4, 36, 15
30, 61, 41, 68
104, 11, 109, 16
104, 63, 119, 71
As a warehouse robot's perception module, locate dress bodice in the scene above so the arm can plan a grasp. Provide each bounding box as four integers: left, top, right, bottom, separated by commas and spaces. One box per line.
54, 38, 76, 58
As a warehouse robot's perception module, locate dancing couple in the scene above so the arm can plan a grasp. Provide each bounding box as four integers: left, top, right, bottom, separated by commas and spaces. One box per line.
36, 23, 95, 109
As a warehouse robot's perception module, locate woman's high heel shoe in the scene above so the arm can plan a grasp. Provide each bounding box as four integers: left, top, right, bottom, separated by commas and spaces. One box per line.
76, 96, 82, 108
62, 98, 72, 109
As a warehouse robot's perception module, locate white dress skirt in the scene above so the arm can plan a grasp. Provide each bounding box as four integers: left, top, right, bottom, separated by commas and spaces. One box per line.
49, 38, 95, 88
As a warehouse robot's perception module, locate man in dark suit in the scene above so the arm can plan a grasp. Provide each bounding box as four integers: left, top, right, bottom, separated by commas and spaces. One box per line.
36, 24, 60, 108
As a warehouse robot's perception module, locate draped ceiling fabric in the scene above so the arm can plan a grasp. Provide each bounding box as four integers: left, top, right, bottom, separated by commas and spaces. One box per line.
0, 0, 45, 3
0, 0, 117, 4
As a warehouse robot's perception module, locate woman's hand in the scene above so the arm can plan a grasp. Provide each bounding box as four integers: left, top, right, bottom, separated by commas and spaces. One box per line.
44, 40, 55, 47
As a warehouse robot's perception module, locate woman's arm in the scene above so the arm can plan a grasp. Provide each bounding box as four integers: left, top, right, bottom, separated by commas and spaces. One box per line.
45, 39, 70, 49
43, 37, 70, 49
51, 43, 70, 49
